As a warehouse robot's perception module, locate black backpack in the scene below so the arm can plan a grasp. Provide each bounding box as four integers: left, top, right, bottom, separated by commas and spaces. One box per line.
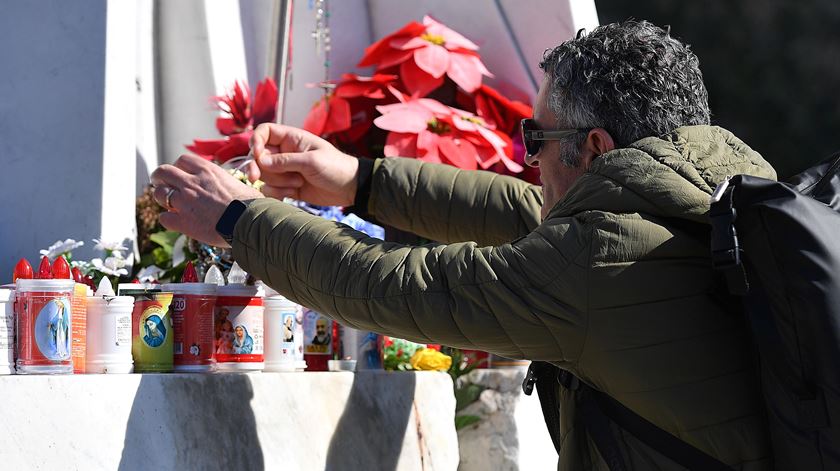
523, 152, 840, 470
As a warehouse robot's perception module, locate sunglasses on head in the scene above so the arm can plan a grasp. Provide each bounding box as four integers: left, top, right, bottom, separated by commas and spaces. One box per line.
520, 118, 587, 157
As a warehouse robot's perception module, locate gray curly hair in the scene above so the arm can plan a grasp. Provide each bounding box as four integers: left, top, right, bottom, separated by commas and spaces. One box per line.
539, 20, 711, 166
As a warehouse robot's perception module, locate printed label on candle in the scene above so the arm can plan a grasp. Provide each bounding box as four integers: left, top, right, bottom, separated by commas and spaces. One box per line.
0, 313, 12, 350
214, 297, 264, 363
115, 315, 131, 346
172, 293, 215, 368
131, 292, 174, 373
35, 298, 72, 361
140, 307, 168, 348
279, 310, 296, 361
72, 283, 87, 373
303, 309, 332, 355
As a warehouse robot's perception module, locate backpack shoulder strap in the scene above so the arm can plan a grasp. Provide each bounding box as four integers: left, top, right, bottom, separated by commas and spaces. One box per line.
709, 178, 750, 295
579, 379, 733, 470
523, 361, 563, 453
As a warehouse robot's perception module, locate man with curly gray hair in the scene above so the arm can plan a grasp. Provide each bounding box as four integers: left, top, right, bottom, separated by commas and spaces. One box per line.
153, 20, 775, 469
540, 21, 711, 164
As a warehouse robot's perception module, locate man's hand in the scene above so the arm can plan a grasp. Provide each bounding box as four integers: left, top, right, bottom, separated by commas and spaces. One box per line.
249, 123, 360, 206
150, 154, 264, 248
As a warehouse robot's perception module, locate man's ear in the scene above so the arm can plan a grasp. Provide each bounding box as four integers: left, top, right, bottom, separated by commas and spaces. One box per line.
579, 128, 615, 168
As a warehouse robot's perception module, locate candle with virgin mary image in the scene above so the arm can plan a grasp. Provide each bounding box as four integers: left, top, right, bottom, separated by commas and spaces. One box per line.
119, 284, 174, 373
214, 263, 264, 372
15, 278, 75, 375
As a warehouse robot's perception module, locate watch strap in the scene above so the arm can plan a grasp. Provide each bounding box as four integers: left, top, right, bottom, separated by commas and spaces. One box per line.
215, 199, 253, 244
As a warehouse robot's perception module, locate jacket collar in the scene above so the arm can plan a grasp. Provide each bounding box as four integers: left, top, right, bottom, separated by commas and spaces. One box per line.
545, 125, 777, 223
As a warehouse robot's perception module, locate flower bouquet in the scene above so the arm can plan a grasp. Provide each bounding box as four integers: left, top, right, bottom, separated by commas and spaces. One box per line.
302, 15, 538, 183
382, 336, 451, 372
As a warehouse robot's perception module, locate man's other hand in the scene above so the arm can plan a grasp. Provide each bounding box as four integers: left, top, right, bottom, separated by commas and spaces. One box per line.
150, 154, 264, 248
249, 123, 359, 206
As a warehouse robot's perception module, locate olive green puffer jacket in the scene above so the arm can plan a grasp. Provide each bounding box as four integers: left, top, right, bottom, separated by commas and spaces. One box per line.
232, 125, 776, 470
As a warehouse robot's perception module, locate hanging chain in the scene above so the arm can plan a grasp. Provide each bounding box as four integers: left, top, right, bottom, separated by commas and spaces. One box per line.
311, 0, 334, 96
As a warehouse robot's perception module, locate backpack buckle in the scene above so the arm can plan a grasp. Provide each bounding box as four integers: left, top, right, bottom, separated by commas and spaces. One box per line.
522, 364, 537, 395
709, 210, 741, 269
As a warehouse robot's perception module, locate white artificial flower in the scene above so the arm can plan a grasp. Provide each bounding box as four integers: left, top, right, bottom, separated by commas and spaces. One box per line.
172, 234, 188, 268
39, 239, 84, 259
92, 238, 127, 254
90, 258, 129, 277
136, 265, 163, 283
105, 256, 126, 270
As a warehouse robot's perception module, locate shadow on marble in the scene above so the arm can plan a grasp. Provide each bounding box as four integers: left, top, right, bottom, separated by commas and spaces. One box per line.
325, 371, 417, 471
118, 373, 264, 470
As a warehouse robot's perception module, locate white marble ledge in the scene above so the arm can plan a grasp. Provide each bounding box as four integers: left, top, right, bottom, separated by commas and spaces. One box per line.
0, 371, 459, 471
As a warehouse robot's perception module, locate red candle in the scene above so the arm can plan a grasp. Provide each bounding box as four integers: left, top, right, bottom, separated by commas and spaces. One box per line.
52, 256, 71, 280
13, 258, 33, 282
181, 261, 198, 283
36, 256, 52, 279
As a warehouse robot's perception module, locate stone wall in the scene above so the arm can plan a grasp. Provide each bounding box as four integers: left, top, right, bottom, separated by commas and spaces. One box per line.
456, 368, 557, 470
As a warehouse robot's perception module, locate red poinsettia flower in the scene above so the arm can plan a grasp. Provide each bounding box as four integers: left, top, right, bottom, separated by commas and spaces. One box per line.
302, 94, 352, 137
214, 78, 278, 135
488, 132, 541, 185
214, 81, 251, 135
374, 93, 522, 172
186, 132, 252, 164
303, 74, 398, 137
335, 73, 398, 101
358, 15, 492, 96
456, 84, 532, 136
450, 107, 523, 173
187, 78, 278, 163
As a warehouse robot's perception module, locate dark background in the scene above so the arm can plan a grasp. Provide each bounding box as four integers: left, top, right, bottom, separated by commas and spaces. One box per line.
596, 0, 840, 178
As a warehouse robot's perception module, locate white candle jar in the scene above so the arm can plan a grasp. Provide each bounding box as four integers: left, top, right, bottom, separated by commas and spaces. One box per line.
86, 294, 134, 374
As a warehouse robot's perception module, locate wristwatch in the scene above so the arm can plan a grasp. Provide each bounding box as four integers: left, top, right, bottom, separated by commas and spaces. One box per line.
215, 199, 254, 244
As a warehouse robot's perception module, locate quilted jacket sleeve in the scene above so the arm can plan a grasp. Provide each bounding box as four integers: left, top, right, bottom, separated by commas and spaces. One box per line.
231, 198, 590, 362
369, 158, 543, 245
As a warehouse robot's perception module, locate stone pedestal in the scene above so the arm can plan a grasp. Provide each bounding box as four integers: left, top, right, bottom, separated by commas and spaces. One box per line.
456, 368, 557, 470
0, 370, 458, 470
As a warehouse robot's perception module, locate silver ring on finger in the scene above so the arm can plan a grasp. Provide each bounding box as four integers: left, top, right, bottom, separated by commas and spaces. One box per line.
164, 187, 177, 211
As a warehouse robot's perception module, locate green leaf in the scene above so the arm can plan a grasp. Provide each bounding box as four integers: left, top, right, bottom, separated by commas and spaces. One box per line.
152, 247, 171, 267
455, 415, 482, 430
140, 253, 157, 267
149, 231, 181, 253
454, 384, 484, 412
